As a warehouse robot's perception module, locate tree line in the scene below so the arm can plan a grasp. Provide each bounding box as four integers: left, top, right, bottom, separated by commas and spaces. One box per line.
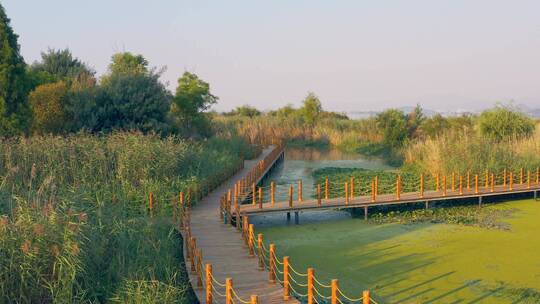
1, 4, 215, 138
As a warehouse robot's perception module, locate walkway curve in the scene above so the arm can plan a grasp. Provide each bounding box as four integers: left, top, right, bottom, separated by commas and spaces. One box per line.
185, 146, 298, 304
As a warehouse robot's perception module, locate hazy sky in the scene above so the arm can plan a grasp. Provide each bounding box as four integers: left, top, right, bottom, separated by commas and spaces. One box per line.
4, 1, 540, 112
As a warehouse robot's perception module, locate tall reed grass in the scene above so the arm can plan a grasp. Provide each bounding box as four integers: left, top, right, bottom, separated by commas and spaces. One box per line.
0, 132, 256, 303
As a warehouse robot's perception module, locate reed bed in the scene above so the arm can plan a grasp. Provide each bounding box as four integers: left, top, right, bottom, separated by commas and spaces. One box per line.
0, 132, 257, 303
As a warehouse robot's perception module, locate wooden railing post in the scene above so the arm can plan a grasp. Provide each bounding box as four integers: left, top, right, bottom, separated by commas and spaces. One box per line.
491, 173, 495, 192
257, 234, 264, 270
243, 215, 249, 245
206, 264, 213, 304
345, 182, 349, 204
520, 168, 524, 184
371, 180, 376, 202
475, 174, 479, 194
298, 180, 303, 202
325, 177, 330, 199
226, 278, 233, 304
269, 244, 276, 283
252, 183, 256, 205
363, 290, 370, 304
451, 172, 455, 191
307, 268, 314, 304
459, 175, 463, 195
283, 256, 290, 300
350, 176, 355, 199
420, 174, 424, 198
485, 171, 489, 190
288, 186, 293, 208
248, 224, 255, 256
503, 169, 507, 188
190, 238, 197, 272
317, 184, 322, 206
271, 182, 275, 206
436, 173, 440, 192
331, 279, 338, 304
250, 295, 258, 304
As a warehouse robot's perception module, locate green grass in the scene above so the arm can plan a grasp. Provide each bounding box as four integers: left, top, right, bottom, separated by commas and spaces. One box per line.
0, 132, 257, 303
258, 199, 540, 304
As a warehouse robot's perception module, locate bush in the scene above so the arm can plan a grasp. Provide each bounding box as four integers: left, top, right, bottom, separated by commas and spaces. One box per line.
478, 105, 535, 140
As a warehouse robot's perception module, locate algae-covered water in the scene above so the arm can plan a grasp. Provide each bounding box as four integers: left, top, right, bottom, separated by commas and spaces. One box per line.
257, 199, 540, 303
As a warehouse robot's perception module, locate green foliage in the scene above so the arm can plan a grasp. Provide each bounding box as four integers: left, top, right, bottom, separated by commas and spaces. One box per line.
171, 72, 218, 137
29, 81, 70, 134
29, 48, 94, 86
225, 105, 261, 117
299, 92, 322, 125
406, 104, 425, 138
0, 132, 256, 303
0, 4, 31, 136
478, 105, 535, 140
74, 73, 171, 134
376, 109, 409, 148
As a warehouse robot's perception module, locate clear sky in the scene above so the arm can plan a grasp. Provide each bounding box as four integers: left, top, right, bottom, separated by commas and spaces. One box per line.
4, 1, 540, 112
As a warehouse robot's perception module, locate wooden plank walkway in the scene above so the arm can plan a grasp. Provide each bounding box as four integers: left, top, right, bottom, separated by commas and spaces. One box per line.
240, 183, 540, 215
186, 146, 298, 304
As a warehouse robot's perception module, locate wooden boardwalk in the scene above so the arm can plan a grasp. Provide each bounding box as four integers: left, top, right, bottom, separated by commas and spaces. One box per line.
240, 182, 540, 216
185, 146, 298, 304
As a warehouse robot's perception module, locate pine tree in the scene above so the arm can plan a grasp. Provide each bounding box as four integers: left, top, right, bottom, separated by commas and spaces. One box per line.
0, 4, 31, 136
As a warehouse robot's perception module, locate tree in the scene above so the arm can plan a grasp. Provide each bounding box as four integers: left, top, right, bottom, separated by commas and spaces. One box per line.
100, 52, 149, 86
478, 105, 535, 141
300, 92, 322, 125
30, 48, 94, 84
171, 72, 217, 137
0, 4, 31, 136
406, 104, 425, 139
29, 82, 70, 134
72, 73, 171, 133
376, 109, 409, 148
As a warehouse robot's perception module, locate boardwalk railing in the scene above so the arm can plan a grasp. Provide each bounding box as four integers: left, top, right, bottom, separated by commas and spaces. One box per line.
236, 167, 540, 215
241, 219, 379, 304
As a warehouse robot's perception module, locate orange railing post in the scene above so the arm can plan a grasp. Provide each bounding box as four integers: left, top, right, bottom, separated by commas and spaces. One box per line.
350, 176, 355, 199
485, 171, 489, 190
307, 268, 314, 304
363, 290, 370, 304
226, 278, 233, 304
252, 183, 256, 205
190, 238, 197, 272
250, 295, 258, 304
283, 256, 290, 300
345, 182, 349, 204
436, 173, 440, 192
459, 175, 463, 195
475, 174, 479, 194
269, 244, 276, 283
325, 177, 329, 199
371, 180, 376, 202
317, 184, 322, 206
298, 180, 303, 202
451, 172, 455, 191
288, 186, 293, 208
420, 174, 424, 198
503, 169, 507, 188
520, 168, 524, 184
149, 192, 154, 217
206, 264, 213, 304
491, 173, 495, 192
271, 181, 275, 206
331, 279, 338, 304
258, 188, 263, 209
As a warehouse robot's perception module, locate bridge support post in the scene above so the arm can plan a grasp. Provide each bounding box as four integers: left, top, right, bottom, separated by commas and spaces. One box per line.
425, 201, 429, 210
294, 212, 299, 225
286, 212, 291, 222
364, 206, 368, 220
479, 196, 483, 208
534, 190, 537, 201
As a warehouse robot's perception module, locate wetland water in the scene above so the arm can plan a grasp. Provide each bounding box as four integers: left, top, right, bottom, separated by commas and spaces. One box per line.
252, 147, 540, 304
